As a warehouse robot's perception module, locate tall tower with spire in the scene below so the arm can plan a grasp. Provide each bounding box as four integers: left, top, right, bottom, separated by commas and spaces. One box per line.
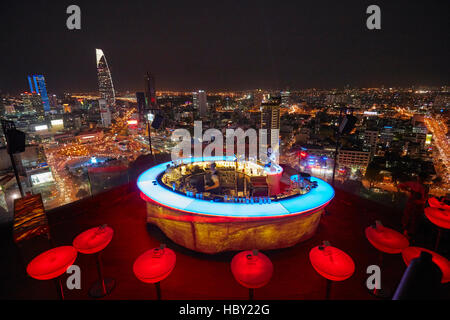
96, 49, 115, 106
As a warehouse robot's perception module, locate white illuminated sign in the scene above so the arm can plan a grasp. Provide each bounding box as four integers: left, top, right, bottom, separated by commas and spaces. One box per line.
35, 125, 48, 131
51, 119, 64, 126
31, 172, 54, 186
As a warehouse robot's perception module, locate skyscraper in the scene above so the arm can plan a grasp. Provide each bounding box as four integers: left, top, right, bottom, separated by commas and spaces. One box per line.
99, 99, 111, 127
253, 89, 263, 109
260, 98, 281, 146
28, 75, 50, 112
192, 91, 199, 109
280, 90, 291, 107
197, 90, 207, 117
144, 72, 157, 110
22, 92, 44, 115
96, 49, 115, 106
136, 92, 147, 122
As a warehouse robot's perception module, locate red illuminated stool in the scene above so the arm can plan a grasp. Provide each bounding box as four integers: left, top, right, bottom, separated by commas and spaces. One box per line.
309, 242, 355, 299
26, 246, 77, 299
73, 225, 115, 298
133, 244, 176, 300
424, 207, 450, 251
365, 221, 409, 298
402, 246, 450, 284
428, 197, 450, 210
231, 249, 273, 300
365, 221, 410, 254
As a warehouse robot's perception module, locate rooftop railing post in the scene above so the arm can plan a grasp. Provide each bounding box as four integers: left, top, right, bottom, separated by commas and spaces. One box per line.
1, 119, 25, 197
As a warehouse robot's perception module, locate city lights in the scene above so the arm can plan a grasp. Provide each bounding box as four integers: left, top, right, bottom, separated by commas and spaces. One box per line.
1, 0, 449, 303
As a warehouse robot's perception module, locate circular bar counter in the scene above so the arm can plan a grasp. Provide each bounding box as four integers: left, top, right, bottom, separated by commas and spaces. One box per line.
137, 156, 334, 254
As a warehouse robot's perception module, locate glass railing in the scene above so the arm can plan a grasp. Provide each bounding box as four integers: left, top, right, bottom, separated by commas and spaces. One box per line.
0, 138, 443, 224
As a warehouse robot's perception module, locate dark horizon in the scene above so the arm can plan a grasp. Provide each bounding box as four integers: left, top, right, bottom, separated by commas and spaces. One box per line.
1, 0, 449, 94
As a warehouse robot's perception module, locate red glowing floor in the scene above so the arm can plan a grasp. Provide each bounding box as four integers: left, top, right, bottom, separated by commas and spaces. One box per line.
1, 184, 448, 300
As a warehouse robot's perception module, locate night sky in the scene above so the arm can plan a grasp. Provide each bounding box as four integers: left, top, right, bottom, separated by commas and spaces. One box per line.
1, 0, 449, 94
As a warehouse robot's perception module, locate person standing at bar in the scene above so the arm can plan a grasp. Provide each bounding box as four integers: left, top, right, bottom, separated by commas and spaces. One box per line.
205, 163, 221, 195
398, 175, 428, 241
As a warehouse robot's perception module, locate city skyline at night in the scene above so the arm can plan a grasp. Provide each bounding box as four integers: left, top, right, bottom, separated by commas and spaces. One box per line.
0, 1, 449, 94
0, 0, 449, 305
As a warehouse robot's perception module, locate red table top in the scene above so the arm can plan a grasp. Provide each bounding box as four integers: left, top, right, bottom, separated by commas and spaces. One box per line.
27, 246, 77, 280
401, 246, 450, 283
309, 245, 355, 281
73, 225, 114, 254
428, 197, 450, 210
231, 251, 273, 289
425, 207, 450, 229
133, 247, 176, 284
365, 224, 409, 254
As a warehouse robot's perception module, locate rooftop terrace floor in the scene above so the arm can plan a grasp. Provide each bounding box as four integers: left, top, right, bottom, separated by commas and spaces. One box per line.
1, 184, 448, 300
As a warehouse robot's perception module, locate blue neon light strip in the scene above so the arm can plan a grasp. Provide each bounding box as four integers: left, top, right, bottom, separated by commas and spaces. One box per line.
137, 156, 334, 218
33, 76, 39, 95
28, 76, 34, 92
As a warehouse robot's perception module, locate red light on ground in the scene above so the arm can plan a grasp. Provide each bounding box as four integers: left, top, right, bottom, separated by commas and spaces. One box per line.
300, 151, 308, 158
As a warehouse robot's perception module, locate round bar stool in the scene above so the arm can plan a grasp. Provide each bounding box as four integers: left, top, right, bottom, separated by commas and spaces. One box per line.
133, 244, 176, 300
231, 249, 273, 300
365, 221, 409, 298
309, 241, 355, 300
424, 207, 450, 251
27, 246, 77, 300
73, 225, 115, 298
401, 246, 450, 284
428, 197, 450, 210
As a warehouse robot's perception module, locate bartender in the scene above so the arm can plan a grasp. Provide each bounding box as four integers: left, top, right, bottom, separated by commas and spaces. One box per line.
204, 163, 221, 194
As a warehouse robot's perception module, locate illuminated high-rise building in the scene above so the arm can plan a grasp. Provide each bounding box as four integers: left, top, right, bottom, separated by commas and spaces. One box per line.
144, 72, 157, 110
49, 94, 58, 109
96, 49, 115, 106
260, 98, 281, 146
192, 91, 199, 109
28, 75, 50, 112
99, 99, 111, 127
197, 90, 207, 117
253, 89, 263, 109
22, 92, 44, 115
280, 90, 291, 107
136, 92, 147, 122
